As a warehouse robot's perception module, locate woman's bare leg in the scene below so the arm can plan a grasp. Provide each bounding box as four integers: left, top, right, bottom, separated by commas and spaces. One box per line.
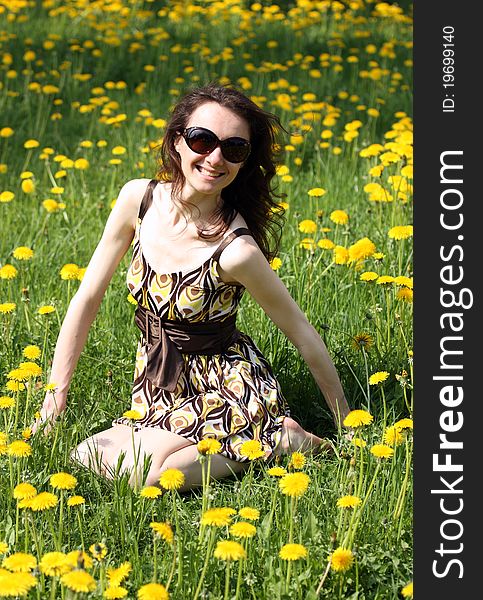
71, 425, 194, 484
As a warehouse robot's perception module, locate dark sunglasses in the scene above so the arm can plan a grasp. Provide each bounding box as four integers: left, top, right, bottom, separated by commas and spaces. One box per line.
179, 126, 251, 163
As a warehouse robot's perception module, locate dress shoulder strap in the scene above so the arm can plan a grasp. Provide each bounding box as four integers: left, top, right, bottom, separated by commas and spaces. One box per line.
138, 179, 158, 220
211, 227, 252, 262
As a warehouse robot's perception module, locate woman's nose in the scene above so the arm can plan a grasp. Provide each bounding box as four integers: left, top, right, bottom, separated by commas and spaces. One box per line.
206, 144, 224, 164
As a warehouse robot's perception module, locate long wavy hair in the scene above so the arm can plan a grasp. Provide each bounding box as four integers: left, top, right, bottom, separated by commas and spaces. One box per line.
155, 82, 286, 262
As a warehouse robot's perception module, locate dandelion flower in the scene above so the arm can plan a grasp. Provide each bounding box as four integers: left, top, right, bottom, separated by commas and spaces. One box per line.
288, 452, 306, 470
214, 540, 246, 561
38, 305, 55, 315
267, 466, 287, 477
343, 410, 373, 428
270, 257, 282, 270
395, 418, 413, 431
104, 587, 128, 599
334, 246, 349, 264
298, 219, 317, 234
401, 581, 413, 598
50, 472, 77, 490
30, 492, 58, 511
67, 495, 85, 507
122, 409, 142, 420
337, 495, 361, 509
229, 522, 257, 539
39, 552, 71, 576
159, 468, 185, 490
388, 225, 413, 240
397, 288, 413, 302
107, 562, 132, 587
318, 239, 335, 250
384, 426, 404, 446
13, 247, 34, 260
7, 440, 32, 458
238, 507, 260, 521
89, 543, 108, 561
308, 187, 326, 197
0, 396, 15, 409
0, 542, 8, 554
61, 569, 96, 593
330, 547, 354, 572
201, 507, 236, 527
60, 264, 80, 280
352, 333, 374, 352
22, 345, 41, 360
197, 438, 222, 455
0, 303, 16, 314
2, 552, 37, 572
137, 582, 169, 599
349, 237, 376, 262
369, 371, 390, 385
330, 210, 349, 225
279, 543, 308, 561
239, 440, 265, 460
370, 444, 394, 459
352, 437, 367, 448
0, 571, 37, 596
0, 264, 18, 279
140, 486, 162, 499
150, 522, 173, 543
360, 271, 379, 282
13, 483, 37, 500
279, 472, 310, 497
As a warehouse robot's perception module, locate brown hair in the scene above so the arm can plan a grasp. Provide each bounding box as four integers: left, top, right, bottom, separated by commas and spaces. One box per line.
155, 82, 286, 261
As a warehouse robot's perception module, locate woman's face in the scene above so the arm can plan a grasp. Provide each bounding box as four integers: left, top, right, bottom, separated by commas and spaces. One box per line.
174, 102, 251, 201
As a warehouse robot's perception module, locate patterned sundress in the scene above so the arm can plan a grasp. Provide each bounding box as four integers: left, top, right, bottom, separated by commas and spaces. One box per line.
112, 180, 290, 462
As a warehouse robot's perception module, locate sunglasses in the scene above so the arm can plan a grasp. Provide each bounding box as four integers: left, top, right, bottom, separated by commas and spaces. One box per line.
180, 126, 251, 163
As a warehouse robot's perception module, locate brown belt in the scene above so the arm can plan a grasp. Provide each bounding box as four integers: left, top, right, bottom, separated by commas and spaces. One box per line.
134, 305, 240, 392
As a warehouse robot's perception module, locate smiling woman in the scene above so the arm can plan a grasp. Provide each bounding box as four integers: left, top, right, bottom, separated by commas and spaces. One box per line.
34, 82, 350, 492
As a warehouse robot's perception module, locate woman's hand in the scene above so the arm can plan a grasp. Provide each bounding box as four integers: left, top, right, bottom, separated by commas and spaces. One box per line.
31, 392, 66, 435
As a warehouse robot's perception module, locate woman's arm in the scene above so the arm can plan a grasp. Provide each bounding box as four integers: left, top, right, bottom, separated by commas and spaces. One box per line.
33, 179, 146, 432
219, 236, 351, 427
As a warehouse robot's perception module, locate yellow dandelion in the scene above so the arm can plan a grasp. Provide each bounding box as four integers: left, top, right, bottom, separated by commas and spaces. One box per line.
376, 275, 395, 286
214, 540, 246, 561
270, 257, 282, 270
197, 438, 222, 455
89, 543, 108, 561
352, 437, 367, 448
112, 146, 127, 155
2, 552, 37, 572
122, 409, 142, 420
0, 191, 15, 203
298, 219, 317, 234
159, 468, 185, 490
7, 440, 32, 458
388, 225, 413, 240
13, 483, 37, 500
229, 522, 257, 539
279, 472, 310, 497
13, 247, 34, 260
22, 345, 41, 360
370, 444, 394, 459
369, 371, 390, 385
239, 440, 265, 460
39, 552, 71, 577
318, 239, 335, 250
0, 396, 15, 409
140, 486, 162, 499
330, 547, 354, 572
29, 492, 58, 511
0, 264, 18, 279
334, 245, 349, 265
38, 305, 56, 315
395, 418, 413, 431
67, 496, 85, 507
330, 210, 349, 225
279, 543, 308, 561
337, 495, 361, 509
288, 452, 306, 470
61, 569, 96, 593
401, 581, 413, 598
384, 426, 405, 446
201, 507, 236, 527
307, 187, 326, 197
0, 303, 16, 314
104, 586, 128, 599
348, 237, 376, 262
360, 271, 379, 282
24, 139, 40, 149
60, 264, 80, 280
65, 551, 93, 570
107, 562, 132, 587
137, 582, 169, 599
238, 507, 260, 521
397, 288, 413, 303
267, 466, 287, 477
150, 522, 173, 543
50, 472, 77, 490
343, 410, 373, 428
0, 572, 37, 596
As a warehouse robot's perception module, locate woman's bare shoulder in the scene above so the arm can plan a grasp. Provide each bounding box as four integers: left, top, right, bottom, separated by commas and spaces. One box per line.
114, 178, 154, 227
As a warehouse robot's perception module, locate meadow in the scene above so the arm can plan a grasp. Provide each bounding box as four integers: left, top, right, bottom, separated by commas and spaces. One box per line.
0, 0, 413, 598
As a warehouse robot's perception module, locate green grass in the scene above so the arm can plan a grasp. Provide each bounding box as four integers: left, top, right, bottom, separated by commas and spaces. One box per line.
0, 1, 413, 598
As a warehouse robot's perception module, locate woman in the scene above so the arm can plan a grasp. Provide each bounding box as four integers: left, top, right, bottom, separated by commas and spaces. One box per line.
34, 83, 350, 491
